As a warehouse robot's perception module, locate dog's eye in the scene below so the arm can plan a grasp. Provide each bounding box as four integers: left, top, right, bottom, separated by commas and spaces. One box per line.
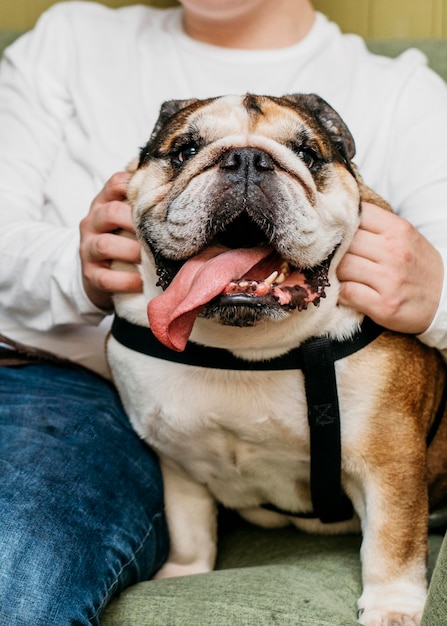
296, 148, 316, 170
174, 144, 198, 164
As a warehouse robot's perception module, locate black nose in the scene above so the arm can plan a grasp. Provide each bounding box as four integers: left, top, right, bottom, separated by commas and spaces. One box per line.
219, 147, 275, 181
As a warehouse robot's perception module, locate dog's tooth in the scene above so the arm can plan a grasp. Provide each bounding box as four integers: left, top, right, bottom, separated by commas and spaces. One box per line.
255, 282, 270, 296
238, 280, 249, 290
265, 271, 278, 285
276, 272, 286, 284
226, 282, 238, 293
280, 261, 290, 276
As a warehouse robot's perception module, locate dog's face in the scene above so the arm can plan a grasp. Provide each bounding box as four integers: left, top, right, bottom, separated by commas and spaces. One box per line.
127, 93, 362, 350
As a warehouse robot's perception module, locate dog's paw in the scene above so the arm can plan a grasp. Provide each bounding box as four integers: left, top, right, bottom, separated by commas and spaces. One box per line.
357, 608, 422, 626
153, 561, 212, 580
357, 583, 425, 626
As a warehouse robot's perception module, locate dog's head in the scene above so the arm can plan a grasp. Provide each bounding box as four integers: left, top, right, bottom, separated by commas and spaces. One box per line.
127, 93, 362, 351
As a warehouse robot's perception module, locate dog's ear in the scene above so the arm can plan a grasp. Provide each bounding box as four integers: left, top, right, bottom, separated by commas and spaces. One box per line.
282, 94, 392, 212
283, 93, 356, 162
151, 99, 197, 138
138, 99, 197, 168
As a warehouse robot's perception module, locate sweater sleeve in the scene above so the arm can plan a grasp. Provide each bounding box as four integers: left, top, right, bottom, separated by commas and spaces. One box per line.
382, 57, 447, 356
417, 249, 447, 352
0, 5, 105, 331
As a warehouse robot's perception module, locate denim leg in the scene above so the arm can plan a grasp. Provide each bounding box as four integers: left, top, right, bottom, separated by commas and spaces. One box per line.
0, 364, 169, 626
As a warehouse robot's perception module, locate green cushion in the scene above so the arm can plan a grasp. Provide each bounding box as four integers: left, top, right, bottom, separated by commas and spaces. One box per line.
101, 524, 444, 625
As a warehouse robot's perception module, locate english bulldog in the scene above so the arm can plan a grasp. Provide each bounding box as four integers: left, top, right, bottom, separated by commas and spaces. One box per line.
107, 93, 447, 626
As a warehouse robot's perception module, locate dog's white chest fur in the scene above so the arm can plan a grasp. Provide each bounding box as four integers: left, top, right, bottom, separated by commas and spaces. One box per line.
108, 335, 366, 532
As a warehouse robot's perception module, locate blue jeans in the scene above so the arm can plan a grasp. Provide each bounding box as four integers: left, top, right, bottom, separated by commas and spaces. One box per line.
0, 363, 169, 625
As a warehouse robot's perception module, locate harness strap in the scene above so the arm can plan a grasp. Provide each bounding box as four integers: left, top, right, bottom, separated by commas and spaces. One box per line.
299, 335, 354, 523
110, 315, 383, 370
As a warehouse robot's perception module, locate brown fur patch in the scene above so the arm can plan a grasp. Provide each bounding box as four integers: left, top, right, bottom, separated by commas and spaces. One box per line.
346, 333, 445, 578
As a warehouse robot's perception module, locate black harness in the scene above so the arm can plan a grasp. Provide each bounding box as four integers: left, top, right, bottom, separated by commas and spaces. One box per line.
111, 315, 446, 524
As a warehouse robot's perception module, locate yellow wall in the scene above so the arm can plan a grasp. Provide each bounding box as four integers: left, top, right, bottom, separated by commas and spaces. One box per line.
314, 0, 447, 39
0, 0, 177, 31
1, 0, 446, 38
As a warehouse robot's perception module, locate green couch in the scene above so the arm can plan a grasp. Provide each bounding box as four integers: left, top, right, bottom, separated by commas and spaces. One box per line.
1, 19, 447, 626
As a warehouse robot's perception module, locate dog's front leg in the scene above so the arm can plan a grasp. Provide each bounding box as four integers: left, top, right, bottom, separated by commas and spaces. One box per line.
356, 460, 429, 626
154, 459, 218, 579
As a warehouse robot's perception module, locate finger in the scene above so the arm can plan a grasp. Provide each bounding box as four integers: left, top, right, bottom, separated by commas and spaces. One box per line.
338, 280, 385, 322
338, 266, 407, 325
85, 232, 141, 264
84, 200, 135, 235
344, 228, 383, 263
348, 210, 420, 270
87, 266, 143, 295
359, 202, 394, 234
96, 171, 132, 204
99, 201, 135, 233
338, 279, 377, 309
337, 251, 383, 291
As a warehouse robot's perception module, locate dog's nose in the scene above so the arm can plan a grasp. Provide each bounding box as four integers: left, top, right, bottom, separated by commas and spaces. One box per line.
219, 147, 275, 180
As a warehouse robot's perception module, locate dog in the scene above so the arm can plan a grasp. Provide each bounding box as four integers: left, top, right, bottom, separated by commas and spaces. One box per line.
107, 93, 447, 626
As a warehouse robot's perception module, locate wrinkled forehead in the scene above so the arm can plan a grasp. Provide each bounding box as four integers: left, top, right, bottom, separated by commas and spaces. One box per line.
157, 94, 321, 151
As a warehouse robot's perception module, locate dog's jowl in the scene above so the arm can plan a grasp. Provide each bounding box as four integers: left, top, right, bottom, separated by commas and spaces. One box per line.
107, 93, 447, 626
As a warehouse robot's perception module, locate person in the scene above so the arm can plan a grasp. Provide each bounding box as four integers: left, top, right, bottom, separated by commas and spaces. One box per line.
1, 0, 447, 623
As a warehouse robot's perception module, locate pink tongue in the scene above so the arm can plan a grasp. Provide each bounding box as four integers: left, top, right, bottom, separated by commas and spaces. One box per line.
147, 245, 272, 351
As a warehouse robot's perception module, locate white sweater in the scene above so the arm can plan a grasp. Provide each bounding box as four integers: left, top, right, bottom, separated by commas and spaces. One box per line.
1, 1, 447, 377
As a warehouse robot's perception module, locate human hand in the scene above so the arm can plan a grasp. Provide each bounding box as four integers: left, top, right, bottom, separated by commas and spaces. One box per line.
337, 202, 443, 335
79, 172, 142, 310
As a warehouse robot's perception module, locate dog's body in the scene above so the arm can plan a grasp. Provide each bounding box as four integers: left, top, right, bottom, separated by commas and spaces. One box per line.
107, 94, 447, 626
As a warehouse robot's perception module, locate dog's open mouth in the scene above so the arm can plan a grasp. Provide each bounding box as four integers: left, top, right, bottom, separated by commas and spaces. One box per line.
219, 249, 330, 309
146, 214, 333, 352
